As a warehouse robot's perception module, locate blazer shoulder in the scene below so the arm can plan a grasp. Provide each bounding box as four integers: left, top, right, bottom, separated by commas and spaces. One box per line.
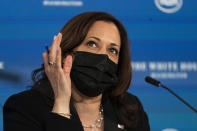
3, 89, 83, 131
123, 92, 150, 130
3, 88, 49, 119
123, 92, 143, 106
4, 88, 43, 106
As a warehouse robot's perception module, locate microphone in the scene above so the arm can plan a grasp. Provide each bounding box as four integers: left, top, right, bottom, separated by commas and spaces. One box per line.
145, 76, 197, 113
145, 76, 161, 87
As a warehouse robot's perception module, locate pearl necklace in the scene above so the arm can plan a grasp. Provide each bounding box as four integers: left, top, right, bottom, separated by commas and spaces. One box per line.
82, 105, 104, 131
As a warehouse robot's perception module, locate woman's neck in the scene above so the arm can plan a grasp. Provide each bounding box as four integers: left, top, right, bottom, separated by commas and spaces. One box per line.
71, 85, 104, 131
71, 86, 102, 118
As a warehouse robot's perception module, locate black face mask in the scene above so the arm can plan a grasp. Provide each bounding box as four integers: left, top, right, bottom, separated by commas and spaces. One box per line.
70, 51, 118, 97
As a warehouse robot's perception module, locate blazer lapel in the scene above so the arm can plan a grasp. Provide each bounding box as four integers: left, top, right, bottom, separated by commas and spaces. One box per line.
70, 98, 84, 130
102, 94, 125, 131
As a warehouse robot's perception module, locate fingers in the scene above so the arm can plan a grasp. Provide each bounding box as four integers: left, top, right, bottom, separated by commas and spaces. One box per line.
55, 33, 62, 69
42, 51, 49, 70
48, 35, 58, 63
63, 55, 73, 76
57, 33, 62, 47
48, 33, 62, 63
56, 46, 62, 68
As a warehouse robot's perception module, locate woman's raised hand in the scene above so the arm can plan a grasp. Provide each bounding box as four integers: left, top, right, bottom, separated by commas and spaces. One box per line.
42, 33, 72, 116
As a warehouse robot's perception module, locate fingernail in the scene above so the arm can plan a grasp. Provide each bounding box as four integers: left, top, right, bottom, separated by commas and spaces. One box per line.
53, 35, 56, 40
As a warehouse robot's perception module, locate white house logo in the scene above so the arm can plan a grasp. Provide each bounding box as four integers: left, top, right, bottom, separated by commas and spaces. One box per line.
162, 128, 178, 131
154, 0, 183, 14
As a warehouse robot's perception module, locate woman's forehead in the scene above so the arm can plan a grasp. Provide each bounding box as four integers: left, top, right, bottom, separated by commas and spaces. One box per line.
86, 21, 121, 47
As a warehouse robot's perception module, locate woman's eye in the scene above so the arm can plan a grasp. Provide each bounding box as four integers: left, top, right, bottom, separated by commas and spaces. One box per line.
109, 48, 119, 55
86, 41, 97, 48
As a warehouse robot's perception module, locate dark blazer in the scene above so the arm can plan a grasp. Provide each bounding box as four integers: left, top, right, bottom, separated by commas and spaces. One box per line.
3, 86, 150, 131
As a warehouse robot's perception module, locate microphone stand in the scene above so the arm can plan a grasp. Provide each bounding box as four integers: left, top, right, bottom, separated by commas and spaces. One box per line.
145, 76, 197, 113
159, 83, 197, 113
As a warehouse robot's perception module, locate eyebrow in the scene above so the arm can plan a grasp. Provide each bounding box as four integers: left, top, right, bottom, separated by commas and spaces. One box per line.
89, 36, 120, 47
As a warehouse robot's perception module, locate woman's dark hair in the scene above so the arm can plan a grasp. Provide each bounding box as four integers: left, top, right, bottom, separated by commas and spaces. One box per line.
31, 12, 139, 129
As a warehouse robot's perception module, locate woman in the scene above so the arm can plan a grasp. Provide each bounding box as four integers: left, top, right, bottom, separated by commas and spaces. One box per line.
3, 12, 150, 131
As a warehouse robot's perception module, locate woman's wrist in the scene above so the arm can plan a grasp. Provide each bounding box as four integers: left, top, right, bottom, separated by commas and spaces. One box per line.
52, 98, 71, 118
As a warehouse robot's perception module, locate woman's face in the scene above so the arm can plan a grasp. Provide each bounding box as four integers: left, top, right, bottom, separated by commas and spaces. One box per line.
74, 21, 121, 64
